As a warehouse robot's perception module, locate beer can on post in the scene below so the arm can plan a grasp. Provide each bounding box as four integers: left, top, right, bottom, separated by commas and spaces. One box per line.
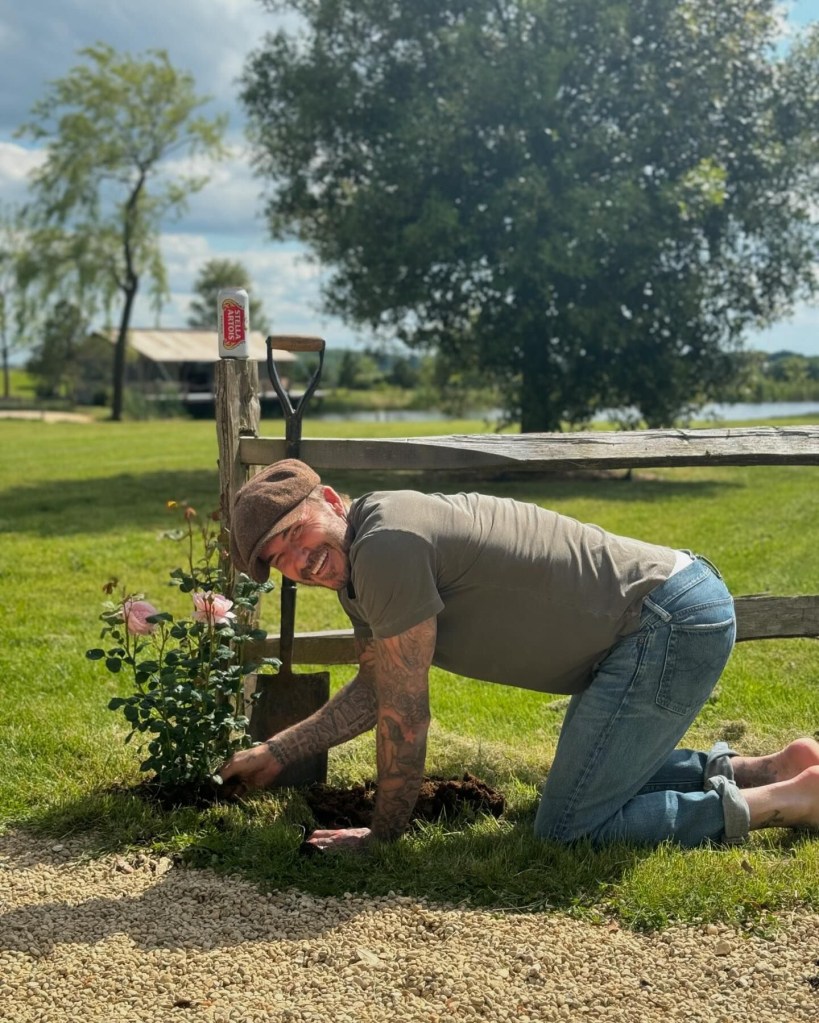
217, 287, 250, 359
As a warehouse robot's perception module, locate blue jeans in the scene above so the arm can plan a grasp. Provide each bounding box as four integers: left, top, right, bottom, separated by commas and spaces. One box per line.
534, 556, 746, 847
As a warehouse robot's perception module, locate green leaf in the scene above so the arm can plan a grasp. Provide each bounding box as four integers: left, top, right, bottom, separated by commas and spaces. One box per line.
105, 657, 122, 673
86, 648, 106, 660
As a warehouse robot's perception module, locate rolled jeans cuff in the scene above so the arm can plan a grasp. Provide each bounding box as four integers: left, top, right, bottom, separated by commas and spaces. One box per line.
705, 774, 751, 844
704, 741, 737, 784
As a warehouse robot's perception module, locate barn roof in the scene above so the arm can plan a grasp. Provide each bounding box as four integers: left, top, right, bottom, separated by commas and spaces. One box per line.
97, 329, 297, 364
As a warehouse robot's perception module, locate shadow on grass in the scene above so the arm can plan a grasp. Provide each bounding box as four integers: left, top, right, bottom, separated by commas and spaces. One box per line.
22, 785, 819, 934
320, 468, 741, 506
26, 785, 652, 922
2, 467, 741, 538
0, 470, 221, 536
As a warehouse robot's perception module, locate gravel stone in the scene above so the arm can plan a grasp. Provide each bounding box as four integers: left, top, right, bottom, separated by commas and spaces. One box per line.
1, 828, 818, 1022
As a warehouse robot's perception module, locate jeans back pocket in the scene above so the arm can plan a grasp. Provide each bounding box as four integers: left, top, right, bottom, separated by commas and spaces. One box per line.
655, 613, 736, 716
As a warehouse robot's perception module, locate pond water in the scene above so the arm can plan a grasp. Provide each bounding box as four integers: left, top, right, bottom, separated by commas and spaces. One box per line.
314, 401, 819, 424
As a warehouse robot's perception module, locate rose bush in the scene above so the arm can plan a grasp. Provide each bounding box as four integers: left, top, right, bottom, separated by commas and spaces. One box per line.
87, 500, 276, 790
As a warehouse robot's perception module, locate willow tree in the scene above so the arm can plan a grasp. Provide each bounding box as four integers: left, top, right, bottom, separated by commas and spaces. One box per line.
242, 0, 819, 430
19, 43, 226, 420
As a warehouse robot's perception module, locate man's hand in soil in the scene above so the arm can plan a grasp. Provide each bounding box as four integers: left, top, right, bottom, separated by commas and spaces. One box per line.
214, 741, 283, 798
302, 827, 372, 853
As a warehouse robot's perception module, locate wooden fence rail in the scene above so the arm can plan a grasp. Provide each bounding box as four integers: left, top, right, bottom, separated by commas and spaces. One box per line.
240, 425, 819, 473
215, 359, 819, 662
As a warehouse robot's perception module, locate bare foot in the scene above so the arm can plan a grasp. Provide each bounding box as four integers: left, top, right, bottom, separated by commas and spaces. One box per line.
732, 738, 819, 788
747, 764, 819, 831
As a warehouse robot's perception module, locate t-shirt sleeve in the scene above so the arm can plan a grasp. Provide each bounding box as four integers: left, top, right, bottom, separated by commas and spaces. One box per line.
346, 529, 443, 639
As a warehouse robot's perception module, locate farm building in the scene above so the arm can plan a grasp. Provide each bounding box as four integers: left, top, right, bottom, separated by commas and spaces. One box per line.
89, 328, 303, 417
94, 329, 297, 399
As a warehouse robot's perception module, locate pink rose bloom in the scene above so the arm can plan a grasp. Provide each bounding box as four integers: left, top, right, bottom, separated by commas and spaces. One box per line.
122, 599, 160, 636
192, 591, 236, 626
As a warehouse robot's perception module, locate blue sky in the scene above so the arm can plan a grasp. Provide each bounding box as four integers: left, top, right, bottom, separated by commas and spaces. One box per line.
1, 0, 817, 355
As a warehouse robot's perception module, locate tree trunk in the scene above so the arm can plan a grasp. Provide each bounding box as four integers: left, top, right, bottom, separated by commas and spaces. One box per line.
110, 280, 138, 422
519, 331, 562, 433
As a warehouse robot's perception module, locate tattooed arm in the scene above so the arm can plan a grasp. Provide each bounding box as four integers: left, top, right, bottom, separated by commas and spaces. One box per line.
217, 637, 378, 793
369, 616, 436, 842
304, 616, 436, 853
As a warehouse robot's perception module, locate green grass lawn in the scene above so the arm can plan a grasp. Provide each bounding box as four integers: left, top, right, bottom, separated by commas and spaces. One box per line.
1, 413, 818, 931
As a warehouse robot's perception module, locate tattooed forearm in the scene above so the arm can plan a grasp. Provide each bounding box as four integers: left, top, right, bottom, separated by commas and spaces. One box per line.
369, 618, 435, 842
264, 650, 377, 766
371, 712, 427, 841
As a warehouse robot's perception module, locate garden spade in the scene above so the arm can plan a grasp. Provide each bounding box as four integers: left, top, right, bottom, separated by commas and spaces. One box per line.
245, 335, 330, 787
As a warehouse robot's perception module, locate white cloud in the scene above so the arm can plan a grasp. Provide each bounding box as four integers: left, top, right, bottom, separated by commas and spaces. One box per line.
0, 141, 45, 201
127, 231, 365, 348
162, 146, 268, 235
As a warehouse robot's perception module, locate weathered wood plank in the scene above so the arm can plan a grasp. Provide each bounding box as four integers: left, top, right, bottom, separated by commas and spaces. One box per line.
248, 595, 819, 667
733, 595, 819, 642
240, 425, 819, 473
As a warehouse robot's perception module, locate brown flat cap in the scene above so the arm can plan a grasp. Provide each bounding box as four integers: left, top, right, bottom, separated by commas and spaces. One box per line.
230, 459, 320, 582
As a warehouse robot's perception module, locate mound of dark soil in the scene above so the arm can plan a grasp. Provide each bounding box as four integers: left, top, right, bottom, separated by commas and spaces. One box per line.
109, 772, 506, 826
304, 772, 505, 829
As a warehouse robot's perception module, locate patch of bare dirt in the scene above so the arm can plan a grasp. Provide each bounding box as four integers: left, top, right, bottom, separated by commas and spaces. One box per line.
107, 773, 506, 824
304, 773, 505, 828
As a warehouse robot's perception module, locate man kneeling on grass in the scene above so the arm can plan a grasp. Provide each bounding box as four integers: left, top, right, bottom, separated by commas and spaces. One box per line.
218, 459, 819, 852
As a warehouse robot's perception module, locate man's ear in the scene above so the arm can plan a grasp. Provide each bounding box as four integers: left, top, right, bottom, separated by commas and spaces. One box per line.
322, 485, 346, 518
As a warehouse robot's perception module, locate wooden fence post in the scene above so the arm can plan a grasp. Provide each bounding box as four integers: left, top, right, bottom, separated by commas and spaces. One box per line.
214, 359, 260, 588
214, 357, 330, 785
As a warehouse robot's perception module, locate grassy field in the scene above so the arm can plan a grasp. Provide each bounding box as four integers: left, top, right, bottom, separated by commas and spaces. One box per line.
1, 413, 818, 931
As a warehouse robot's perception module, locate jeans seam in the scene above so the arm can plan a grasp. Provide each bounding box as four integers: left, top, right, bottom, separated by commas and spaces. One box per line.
671, 616, 735, 634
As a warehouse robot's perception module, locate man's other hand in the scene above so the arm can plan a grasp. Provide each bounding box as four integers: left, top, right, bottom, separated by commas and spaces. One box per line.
214, 742, 283, 797
301, 827, 372, 853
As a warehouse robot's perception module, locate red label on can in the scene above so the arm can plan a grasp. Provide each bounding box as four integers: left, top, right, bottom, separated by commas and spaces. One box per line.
221, 299, 246, 348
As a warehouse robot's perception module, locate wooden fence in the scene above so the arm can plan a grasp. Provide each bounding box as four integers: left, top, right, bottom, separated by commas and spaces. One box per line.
215, 357, 819, 669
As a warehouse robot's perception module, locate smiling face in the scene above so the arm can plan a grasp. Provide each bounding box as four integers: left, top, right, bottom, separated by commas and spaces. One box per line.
260, 486, 351, 590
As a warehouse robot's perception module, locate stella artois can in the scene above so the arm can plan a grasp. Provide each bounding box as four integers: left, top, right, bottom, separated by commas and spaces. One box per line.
217, 287, 250, 358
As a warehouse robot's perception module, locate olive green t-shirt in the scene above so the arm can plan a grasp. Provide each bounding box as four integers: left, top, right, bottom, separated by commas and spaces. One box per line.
337, 490, 677, 695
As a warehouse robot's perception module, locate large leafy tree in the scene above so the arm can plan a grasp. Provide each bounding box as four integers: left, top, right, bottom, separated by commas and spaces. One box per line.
19, 43, 226, 420
187, 258, 270, 334
242, 0, 819, 430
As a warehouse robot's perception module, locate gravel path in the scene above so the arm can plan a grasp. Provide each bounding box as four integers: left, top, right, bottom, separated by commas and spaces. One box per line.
1, 829, 818, 1023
